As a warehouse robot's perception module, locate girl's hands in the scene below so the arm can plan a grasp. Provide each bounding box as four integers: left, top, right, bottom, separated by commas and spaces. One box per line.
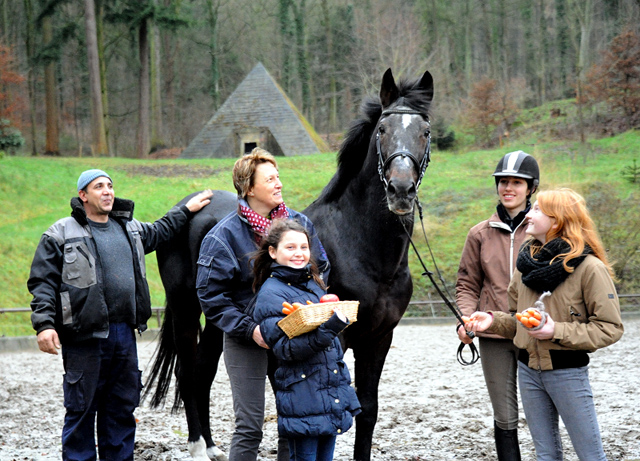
527, 314, 555, 340
468, 311, 495, 335
456, 312, 493, 343
332, 306, 347, 322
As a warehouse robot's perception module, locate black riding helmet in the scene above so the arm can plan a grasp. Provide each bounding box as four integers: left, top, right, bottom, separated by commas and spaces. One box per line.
493, 150, 540, 196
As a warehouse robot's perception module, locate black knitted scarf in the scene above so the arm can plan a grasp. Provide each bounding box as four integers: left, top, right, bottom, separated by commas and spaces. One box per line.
516, 238, 591, 292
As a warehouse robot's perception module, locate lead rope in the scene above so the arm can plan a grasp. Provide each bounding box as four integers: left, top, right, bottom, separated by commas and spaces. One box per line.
401, 198, 480, 366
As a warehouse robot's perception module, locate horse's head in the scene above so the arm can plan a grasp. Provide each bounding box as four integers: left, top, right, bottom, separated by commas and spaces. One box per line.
376, 69, 434, 215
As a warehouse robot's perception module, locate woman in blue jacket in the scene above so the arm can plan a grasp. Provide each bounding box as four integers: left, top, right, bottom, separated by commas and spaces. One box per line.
252, 219, 361, 461
197, 148, 330, 460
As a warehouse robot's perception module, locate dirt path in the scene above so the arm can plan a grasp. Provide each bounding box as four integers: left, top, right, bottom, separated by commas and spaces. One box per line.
1, 320, 639, 460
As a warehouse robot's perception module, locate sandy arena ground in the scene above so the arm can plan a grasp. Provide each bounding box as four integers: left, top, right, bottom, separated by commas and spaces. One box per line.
1, 319, 639, 460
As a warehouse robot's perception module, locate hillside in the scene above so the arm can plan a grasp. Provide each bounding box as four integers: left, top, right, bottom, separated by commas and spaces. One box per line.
1, 127, 639, 335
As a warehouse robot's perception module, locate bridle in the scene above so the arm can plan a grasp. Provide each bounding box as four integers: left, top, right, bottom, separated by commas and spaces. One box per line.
401, 199, 480, 366
376, 108, 432, 190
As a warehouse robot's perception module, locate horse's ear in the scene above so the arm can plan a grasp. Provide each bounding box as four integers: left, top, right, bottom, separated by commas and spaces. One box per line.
380, 68, 399, 109
416, 70, 434, 103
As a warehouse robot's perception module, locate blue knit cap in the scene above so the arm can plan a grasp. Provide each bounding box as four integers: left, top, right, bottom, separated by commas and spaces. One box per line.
77, 169, 112, 191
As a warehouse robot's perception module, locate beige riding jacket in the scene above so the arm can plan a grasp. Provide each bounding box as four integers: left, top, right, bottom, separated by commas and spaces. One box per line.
489, 255, 624, 371
456, 211, 528, 339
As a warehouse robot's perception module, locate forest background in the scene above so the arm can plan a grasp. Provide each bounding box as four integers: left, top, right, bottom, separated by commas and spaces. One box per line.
0, 0, 640, 335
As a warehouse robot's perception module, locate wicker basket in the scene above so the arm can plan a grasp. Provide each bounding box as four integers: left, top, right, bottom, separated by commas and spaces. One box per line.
278, 301, 359, 339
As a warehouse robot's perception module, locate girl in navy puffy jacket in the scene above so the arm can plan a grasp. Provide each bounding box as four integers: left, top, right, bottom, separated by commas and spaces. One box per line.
252, 219, 361, 461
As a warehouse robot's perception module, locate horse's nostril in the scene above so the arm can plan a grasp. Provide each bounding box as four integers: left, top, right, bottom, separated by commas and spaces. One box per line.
408, 184, 416, 198
387, 182, 397, 195
387, 179, 416, 199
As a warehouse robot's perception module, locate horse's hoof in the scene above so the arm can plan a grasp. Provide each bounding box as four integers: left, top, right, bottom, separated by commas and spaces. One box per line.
187, 436, 210, 461
207, 445, 228, 461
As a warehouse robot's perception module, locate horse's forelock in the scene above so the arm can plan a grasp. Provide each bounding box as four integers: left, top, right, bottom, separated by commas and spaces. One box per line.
395, 77, 432, 116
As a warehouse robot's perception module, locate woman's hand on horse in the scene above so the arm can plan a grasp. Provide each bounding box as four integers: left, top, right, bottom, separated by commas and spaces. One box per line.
185, 189, 214, 213
37, 329, 61, 355
252, 325, 269, 349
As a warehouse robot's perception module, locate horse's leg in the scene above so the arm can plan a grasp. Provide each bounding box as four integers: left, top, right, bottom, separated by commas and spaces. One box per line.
352, 332, 394, 461
194, 321, 226, 460
169, 292, 210, 461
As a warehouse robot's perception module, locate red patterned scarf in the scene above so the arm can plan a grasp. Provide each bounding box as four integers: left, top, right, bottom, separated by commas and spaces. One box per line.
239, 201, 290, 243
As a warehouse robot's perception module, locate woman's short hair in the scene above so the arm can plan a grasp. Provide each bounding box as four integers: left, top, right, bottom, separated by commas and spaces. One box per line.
232, 147, 278, 199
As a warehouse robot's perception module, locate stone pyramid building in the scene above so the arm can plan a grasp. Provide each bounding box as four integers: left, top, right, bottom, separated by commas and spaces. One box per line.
181, 62, 328, 158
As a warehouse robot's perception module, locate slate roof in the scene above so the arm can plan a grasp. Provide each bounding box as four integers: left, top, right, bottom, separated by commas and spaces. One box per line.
181, 62, 328, 158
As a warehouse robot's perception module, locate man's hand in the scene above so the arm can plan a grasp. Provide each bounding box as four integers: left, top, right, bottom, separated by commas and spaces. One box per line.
37, 329, 61, 355
185, 190, 214, 213
252, 325, 269, 349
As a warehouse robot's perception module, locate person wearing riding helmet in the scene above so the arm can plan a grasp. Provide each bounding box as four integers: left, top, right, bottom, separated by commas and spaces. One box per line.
455, 150, 540, 460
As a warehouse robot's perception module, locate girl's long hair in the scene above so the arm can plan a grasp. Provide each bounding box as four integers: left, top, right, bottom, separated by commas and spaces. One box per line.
252, 219, 326, 292
532, 188, 615, 277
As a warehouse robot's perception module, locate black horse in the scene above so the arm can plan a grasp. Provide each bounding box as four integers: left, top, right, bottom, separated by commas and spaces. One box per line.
144, 68, 434, 461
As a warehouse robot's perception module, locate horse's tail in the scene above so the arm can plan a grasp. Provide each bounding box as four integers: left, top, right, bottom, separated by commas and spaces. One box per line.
142, 305, 179, 410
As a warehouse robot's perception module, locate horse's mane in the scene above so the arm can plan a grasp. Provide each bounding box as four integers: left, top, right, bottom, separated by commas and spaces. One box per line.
318, 76, 432, 203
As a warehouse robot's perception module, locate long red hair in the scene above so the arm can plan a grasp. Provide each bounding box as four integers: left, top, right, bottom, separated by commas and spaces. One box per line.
532, 188, 615, 277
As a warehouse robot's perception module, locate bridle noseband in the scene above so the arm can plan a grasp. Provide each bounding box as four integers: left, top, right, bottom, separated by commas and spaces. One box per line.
376, 108, 432, 190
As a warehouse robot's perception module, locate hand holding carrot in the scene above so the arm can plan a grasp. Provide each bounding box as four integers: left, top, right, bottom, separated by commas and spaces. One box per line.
526, 314, 555, 340
468, 311, 495, 335
456, 316, 475, 344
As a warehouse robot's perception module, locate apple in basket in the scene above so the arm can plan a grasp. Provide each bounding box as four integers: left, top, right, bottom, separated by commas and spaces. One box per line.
319, 294, 340, 303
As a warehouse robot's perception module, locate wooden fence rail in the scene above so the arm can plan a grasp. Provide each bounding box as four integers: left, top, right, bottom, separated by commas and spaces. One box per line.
2, 294, 639, 322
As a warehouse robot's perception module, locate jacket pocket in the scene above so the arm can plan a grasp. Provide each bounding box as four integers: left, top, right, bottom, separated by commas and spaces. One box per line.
195, 254, 214, 289
277, 366, 322, 416
62, 242, 97, 289
63, 370, 86, 412
60, 291, 72, 325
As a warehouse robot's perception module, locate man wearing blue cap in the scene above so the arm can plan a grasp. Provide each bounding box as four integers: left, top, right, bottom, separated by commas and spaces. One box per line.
27, 169, 213, 461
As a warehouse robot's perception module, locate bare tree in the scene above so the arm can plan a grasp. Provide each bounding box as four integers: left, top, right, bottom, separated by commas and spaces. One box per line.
136, 15, 151, 158
42, 15, 60, 156
84, 0, 108, 156
24, 0, 38, 156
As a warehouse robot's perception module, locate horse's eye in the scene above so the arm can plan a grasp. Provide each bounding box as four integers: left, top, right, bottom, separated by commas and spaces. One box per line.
424, 129, 431, 137
379, 126, 386, 135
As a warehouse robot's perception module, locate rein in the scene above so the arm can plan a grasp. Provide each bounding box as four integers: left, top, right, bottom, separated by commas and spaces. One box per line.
376, 108, 431, 190
401, 199, 480, 366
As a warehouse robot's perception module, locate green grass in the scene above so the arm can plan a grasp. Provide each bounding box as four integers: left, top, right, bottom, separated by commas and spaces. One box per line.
2, 129, 639, 336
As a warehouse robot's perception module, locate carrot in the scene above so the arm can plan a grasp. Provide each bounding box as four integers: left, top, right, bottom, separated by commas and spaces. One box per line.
531, 310, 542, 320
292, 302, 304, 310
282, 307, 292, 315
529, 317, 541, 327
516, 313, 523, 321
306, 300, 314, 305
282, 302, 293, 310
520, 317, 532, 328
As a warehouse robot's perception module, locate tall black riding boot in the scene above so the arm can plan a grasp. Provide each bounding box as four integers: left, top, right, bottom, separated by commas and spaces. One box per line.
494, 421, 522, 461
